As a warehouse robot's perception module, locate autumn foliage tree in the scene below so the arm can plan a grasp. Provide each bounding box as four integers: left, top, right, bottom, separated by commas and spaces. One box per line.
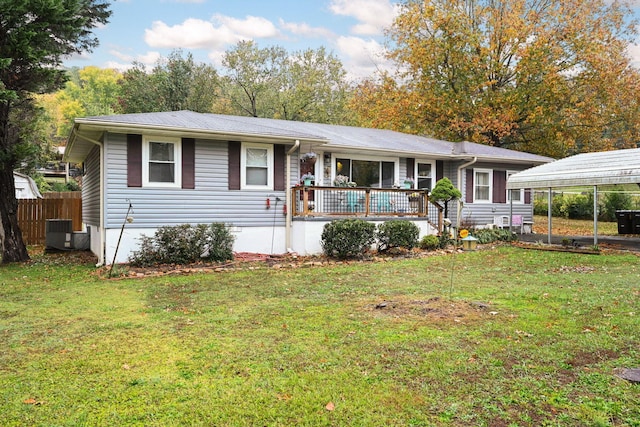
351, 0, 640, 158
118, 50, 220, 114
0, 0, 111, 263
221, 41, 351, 124
46, 66, 123, 138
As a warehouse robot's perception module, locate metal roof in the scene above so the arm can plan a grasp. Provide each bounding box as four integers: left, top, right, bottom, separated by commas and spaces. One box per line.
65, 110, 553, 165
507, 147, 640, 189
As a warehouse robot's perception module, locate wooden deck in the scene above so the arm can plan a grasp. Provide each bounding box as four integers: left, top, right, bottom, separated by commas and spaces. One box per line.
291, 186, 444, 232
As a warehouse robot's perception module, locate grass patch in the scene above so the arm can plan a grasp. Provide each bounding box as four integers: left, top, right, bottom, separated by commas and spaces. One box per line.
1, 248, 639, 426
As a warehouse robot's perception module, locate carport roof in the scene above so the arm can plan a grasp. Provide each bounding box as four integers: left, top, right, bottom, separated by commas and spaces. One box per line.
507, 147, 640, 189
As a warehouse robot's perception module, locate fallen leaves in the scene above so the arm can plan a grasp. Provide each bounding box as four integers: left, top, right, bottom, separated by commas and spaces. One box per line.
325, 401, 335, 411
23, 398, 44, 406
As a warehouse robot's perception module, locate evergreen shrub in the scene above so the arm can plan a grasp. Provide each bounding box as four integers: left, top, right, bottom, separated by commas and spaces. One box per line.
129, 223, 234, 267
321, 219, 375, 259
419, 234, 440, 251
377, 220, 420, 251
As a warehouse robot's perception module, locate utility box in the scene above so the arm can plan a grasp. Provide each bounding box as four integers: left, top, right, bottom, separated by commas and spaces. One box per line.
45, 219, 73, 250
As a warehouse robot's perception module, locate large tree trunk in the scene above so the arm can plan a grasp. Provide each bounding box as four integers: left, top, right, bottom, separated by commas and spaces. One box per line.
0, 101, 30, 263
0, 166, 29, 263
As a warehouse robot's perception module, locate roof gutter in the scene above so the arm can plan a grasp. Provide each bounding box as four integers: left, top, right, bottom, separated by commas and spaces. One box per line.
69, 127, 106, 267
74, 120, 328, 145
285, 140, 300, 252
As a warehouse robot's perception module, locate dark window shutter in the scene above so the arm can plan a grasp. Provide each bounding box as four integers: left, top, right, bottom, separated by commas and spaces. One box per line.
127, 134, 142, 187
406, 158, 415, 179
228, 141, 241, 190
436, 160, 444, 181
525, 189, 532, 204
182, 138, 195, 189
493, 170, 506, 203
274, 144, 285, 191
465, 169, 474, 204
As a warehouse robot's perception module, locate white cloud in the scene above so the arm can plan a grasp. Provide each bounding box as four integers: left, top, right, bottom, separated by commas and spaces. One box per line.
108, 49, 133, 63
144, 18, 233, 49
137, 51, 163, 65
335, 36, 393, 80
627, 42, 640, 67
279, 19, 335, 39
329, 0, 399, 35
213, 14, 280, 39
104, 60, 134, 71
207, 49, 226, 68
144, 14, 280, 52
104, 51, 162, 71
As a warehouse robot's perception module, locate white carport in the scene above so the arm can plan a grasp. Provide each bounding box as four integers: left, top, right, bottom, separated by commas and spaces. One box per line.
507, 147, 640, 246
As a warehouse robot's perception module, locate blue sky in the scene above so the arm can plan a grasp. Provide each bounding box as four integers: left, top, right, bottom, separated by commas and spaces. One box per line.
65, 0, 640, 81
65, 0, 398, 80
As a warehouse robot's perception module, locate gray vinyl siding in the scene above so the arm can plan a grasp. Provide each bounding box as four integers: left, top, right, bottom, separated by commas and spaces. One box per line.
103, 133, 296, 229
399, 158, 408, 180
82, 145, 101, 226
460, 161, 533, 227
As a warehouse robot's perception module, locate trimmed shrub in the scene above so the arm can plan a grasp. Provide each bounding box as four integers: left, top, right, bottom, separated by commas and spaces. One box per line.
559, 194, 593, 219
129, 223, 234, 267
600, 192, 632, 222
419, 234, 440, 251
377, 220, 420, 251
202, 223, 236, 262
471, 228, 518, 244
321, 219, 376, 259
533, 193, 564, 216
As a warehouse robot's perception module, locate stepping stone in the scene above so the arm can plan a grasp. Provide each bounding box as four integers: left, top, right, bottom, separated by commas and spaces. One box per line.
618, 368, 640, 383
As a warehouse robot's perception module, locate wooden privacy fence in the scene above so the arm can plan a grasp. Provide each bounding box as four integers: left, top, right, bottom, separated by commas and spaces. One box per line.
17, 192, 82, 245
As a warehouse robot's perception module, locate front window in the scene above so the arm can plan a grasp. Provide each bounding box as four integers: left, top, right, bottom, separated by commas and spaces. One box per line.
507, 171, 523, 203
242, 143, 273, 189
143, 136, 181, 187
417, 162, 433, 190
336, 157, 395, 188
474, 169, 492, 202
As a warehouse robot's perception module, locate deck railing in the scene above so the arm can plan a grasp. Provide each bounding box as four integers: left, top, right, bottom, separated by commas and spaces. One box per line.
291, 185, 444, 232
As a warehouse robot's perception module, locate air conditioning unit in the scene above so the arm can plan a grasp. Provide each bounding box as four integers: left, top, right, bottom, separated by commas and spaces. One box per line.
45, 219, 73, 250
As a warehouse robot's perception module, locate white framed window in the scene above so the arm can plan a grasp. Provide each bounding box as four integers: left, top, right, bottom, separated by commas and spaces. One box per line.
334, 154, 398, 188
474, 168, 492, 202
507, 170, 524, 203
143, 135, 181, 187
415, 161, 435, 190
241, 142, 273, 190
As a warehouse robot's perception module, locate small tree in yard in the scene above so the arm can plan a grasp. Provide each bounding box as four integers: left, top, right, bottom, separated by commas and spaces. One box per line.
430, 177, 462, 219
0, 0, 111, 263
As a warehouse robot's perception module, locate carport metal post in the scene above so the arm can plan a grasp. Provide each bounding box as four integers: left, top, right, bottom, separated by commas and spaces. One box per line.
547, 188, 552, 244
593, 185, 598, 246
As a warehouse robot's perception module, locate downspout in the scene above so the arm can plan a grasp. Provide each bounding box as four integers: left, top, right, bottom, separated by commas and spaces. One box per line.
456, 157, 477, 228
71, 128, 105, 266
285, 140, 300, 252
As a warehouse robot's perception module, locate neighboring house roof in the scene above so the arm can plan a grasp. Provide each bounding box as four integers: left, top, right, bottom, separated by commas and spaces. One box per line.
14, 172, 42, 199
65, 110, 553, 165
507, 147, 640, 189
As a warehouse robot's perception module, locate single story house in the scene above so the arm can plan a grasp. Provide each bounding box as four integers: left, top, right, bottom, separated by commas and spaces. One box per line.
64, 110, 552, 265
14, 171, 42, 199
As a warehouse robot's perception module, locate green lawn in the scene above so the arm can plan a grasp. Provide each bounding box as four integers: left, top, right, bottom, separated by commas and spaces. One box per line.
1, 248, 639, 426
